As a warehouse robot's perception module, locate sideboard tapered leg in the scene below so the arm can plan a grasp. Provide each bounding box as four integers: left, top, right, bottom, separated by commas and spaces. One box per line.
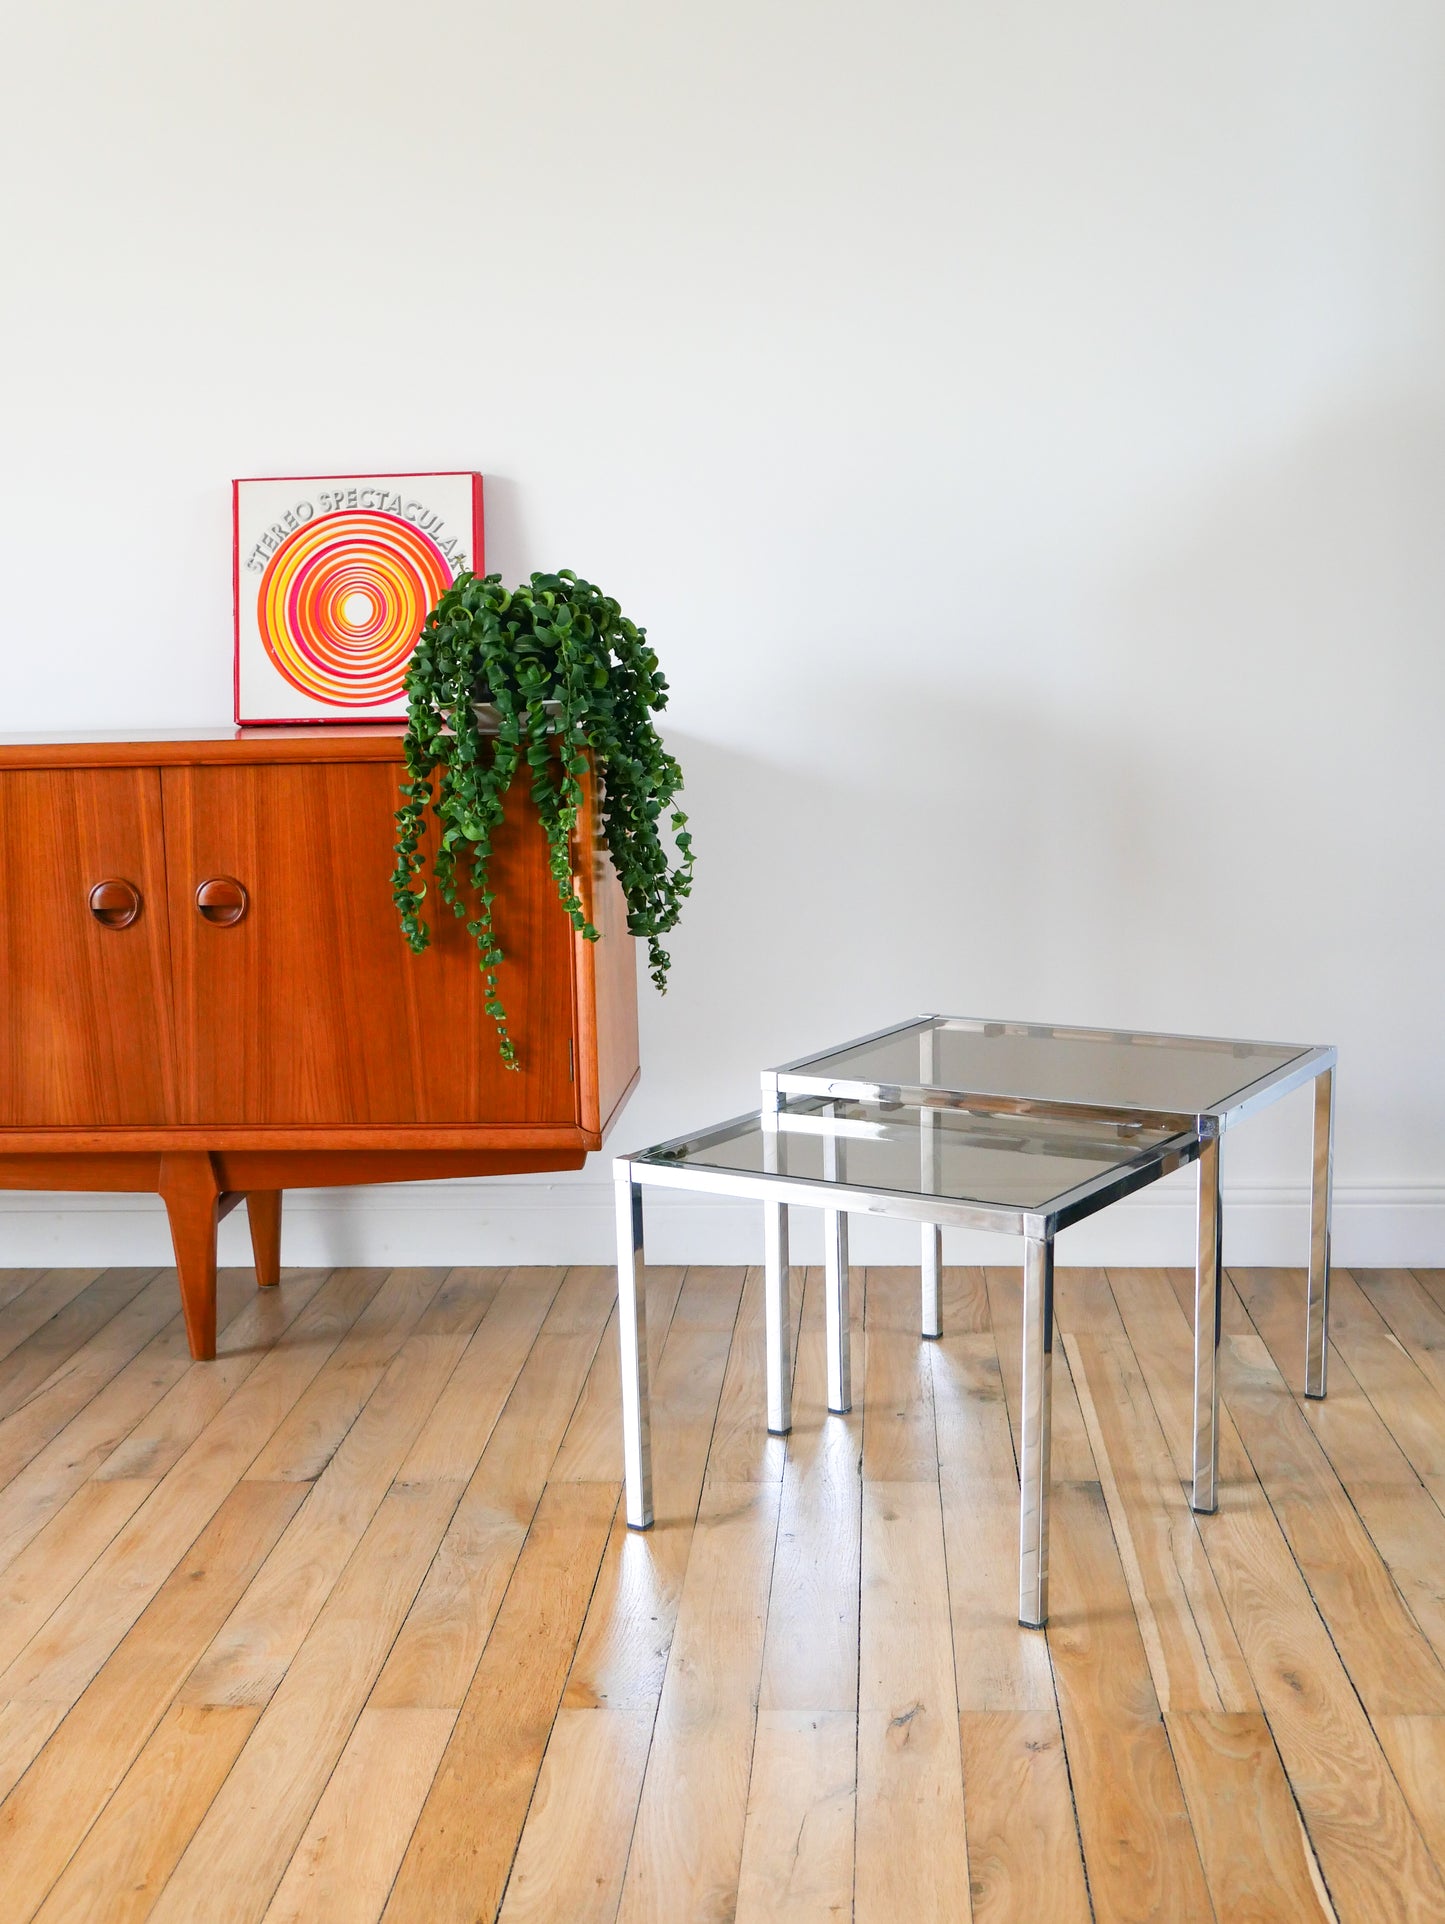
159, 1152, 222, 1360
247, 1191, 282, 1287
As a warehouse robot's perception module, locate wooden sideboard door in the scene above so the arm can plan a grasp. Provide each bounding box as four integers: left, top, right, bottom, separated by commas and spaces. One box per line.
0, 769, 176, 1126
162, 761, 579, 1126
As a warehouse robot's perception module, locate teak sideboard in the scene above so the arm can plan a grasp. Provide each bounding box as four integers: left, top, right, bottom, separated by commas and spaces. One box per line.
0, 728, 639, 1358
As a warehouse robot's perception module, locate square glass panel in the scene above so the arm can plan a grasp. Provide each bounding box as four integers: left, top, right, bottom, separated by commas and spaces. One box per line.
636, 1097, 1190, 1216
781, 1018, 1314, 1122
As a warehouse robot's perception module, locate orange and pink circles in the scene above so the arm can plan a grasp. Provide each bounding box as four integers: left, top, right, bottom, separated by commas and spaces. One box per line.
257, 510, 453, 705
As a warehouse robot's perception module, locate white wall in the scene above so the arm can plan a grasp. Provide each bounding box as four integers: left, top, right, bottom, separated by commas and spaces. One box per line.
3, 1, 1443, 1269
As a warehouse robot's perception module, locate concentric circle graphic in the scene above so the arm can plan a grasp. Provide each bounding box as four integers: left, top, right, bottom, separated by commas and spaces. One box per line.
256, 510, 453, 706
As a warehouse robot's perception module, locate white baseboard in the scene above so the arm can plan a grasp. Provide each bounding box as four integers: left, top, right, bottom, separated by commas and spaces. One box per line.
0, 1178, 1441, 1270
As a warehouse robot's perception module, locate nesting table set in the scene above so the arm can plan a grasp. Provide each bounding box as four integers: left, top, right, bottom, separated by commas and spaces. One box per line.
613, 1016, 1336, 1627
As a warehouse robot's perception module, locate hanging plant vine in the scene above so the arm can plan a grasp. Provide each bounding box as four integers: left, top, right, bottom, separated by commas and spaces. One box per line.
392, 569, 694, 1066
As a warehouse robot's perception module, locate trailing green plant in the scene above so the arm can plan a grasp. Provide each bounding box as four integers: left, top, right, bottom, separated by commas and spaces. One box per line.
392, 568, 694, 1067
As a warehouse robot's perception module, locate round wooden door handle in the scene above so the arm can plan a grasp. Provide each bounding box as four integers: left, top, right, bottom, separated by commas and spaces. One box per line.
88, 879, 142, 929
195, 876, 249, 926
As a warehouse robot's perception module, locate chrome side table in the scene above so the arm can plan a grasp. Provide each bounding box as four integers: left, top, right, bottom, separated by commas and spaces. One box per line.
767, 1016, 1337, 1515
614, 1098, 1202, 1628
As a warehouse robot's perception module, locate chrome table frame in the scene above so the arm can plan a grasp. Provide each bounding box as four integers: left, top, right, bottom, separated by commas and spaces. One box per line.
767, 1015, 1338, 1516
614, 1106, 1202, 1629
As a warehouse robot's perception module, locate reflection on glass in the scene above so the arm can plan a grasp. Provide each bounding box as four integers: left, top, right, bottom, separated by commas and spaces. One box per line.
789, 1018, 1308, 1117
640, 1097, 1188, 1213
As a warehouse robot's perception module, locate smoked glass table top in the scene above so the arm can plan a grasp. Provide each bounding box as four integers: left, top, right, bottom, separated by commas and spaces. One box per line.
628, 1096, 1199, 1235
772, 1016, 1334, 1130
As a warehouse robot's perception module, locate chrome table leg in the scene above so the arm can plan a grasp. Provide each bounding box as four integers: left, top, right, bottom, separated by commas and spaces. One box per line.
764, 1198, 793, 1433
822, 1112, 851, 1413
1019, 1232, 1054, 1628
615, 1169, 653, 1529
1192, 1133, 1222, 1513
921, 1222, 944, 1340
823, 1211, 851, 1413
1306, 1065, 1334, 1399
761, 1095, 793, 1435
920, 1027, 943, 1337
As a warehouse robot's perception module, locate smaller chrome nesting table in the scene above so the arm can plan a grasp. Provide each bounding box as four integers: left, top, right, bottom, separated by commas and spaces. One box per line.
768, 1016, 1337, 1516
614, 1097, 1202, 1628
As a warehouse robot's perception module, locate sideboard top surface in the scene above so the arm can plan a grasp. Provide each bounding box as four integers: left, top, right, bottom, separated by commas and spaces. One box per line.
0, 727, 409, 768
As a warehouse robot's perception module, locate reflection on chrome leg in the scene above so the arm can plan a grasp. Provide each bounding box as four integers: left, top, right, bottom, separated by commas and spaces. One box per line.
822, 1106, 851, 1412
1019, 1232, 1054, 1628
921, 1224, 943, 1340
1306, 1066, 1334, 1399
764, 1198, 793, 1434
1192, 1134, 1221, 1513
615, 1170, 652, 1529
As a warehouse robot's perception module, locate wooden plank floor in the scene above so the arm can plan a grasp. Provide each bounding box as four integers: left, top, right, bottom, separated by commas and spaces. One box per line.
1, 1260, 1444, 1921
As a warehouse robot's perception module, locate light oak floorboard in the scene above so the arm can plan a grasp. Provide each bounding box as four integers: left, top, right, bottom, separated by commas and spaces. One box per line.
383, 1480, 618, 1924
150, 1481, 463, 1924
1165, 1709, 1336, 1922
0, 1268, 172, 1488
0, 1271, 257, 1565
372, 1264, 618, 1712
759, 1266, 863, 1716
734, 1709, 856, 1924
0, 1272, 105, 1380
854, 1463, 969, 1921
497, 1707, 656, 1924
1066, 1330, 1256, 1714
31, 1703, 260, 1924
562, 1266, 745, 1714
0, 1480, 303, 1922
260, 1705, 456, 1924
0, 1269, 158, 1426
614, 1481, 782, 1924
0, 1268, 368, 1709
957, 1711, 1091, 1924
1112, 1265, 1445, 1922
1234, 1265, 1445, 1670
91, 1266, 347, 1484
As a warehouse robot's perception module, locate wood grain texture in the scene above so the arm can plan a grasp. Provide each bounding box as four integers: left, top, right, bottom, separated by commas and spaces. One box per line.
371, 1269, 612, 1714
497, 1707, 657, 1924
1110, 1265, 1445, 1922
180, 1329, 472, 1710
0, 727, 413, 767
0, 1267, 365, 1707
0, 768, 176, 1127
1065, 1331, 1255, 1714
1235, 1265, 1445, 1671
6, 1264, 1445, 1921
1166, 1710, 1336, 1922
854, 1462, 969, 1924
246, 1192, 282, 1287
758, 1267, 863, 1716
32, 1703, 262, 1924
382, 1480, 618, 1924
958, 1711, 1091, 1924
0, 1266, 205, 1495
1045, 1476, 1214, 1922
615, 1482, 783, 1924
0, 1479, 303, 1922
150, 1480, 463, 1924
561, 1268, 744, 1715
159, 1152, 223, 1359
734, 1710, 856, 1924
260, 1706, 456, 1924
860, 1266, 939, 1482
162, 760, 577, 1129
